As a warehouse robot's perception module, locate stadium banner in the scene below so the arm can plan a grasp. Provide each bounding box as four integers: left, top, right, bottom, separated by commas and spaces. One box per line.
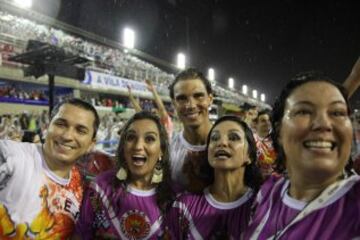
83, 70, 147, 92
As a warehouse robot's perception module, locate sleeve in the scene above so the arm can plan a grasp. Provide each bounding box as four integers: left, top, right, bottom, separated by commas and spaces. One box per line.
75, 185, 97, 239
0, 140, 17, 190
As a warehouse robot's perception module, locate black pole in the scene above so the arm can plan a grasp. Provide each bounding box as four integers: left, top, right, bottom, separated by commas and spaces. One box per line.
48, 74, 55, 116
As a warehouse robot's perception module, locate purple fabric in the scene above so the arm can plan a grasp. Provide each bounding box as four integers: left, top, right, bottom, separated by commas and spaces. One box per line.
244, 175, 360, 239
76, 170, 165, 239
166, 188, 254, 239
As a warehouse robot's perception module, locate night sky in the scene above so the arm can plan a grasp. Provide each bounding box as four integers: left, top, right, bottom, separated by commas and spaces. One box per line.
31, 0, 360, 106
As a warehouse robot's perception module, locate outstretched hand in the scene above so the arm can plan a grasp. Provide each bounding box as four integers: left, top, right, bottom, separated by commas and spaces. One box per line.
127, 84, 132, 94
343, 57, 360, 98
145, 79, 155, 92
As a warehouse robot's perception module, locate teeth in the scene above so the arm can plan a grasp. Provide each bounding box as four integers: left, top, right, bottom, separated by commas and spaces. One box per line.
58, 142, 74, 150
215, 150, 231, 158
304, 141, 333, 148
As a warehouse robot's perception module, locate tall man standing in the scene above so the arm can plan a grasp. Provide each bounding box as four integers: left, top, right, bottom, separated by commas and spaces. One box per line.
169, 68, 213, 192
0, 98, 99, 239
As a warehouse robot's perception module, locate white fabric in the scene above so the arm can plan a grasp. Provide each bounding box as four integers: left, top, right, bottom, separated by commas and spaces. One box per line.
169, 131, 206, 186
0, 140, 80, 225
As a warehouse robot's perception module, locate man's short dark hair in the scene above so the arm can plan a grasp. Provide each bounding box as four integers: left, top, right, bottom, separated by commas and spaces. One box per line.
50, 98, 100, 138
255, 109, 272, 122
240, 102, 256, 111
169, 68, 213, 99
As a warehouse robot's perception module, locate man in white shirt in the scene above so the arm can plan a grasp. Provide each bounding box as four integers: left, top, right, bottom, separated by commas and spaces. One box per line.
169, 68, 213, 192
0, 98, 98, 239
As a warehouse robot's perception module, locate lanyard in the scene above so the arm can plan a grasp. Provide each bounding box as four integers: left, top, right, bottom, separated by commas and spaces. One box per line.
250, 175, 359, 240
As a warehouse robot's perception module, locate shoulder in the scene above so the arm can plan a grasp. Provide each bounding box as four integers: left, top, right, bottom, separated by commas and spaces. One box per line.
256, 175, 285, 204
94, 169, 117, 186
0, 140, 36, 156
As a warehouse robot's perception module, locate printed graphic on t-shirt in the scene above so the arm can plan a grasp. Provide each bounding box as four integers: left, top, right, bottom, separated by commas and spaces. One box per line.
0, 170, 82, 239
120, 209, 151, 239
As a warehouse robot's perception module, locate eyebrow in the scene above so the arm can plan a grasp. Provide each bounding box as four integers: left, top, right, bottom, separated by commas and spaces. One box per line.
293, 100, 346, 106
55, 118, 91, 132
126, 130, 159, 135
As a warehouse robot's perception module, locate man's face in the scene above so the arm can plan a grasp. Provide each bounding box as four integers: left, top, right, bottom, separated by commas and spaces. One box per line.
172, 79, 213, 129
256, 113, 271, 137
43, 104, 96, 168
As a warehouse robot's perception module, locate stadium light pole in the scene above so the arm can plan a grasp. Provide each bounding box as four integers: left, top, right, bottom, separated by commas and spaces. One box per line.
228, 77, 234, 89
177, 53, 186, 69
14, 0, 32, 8
208, 68, 215, 83
242, 84, 248, 95
252, 89, 258, 99
260, 93, 266, 102
123, 28, 135, 49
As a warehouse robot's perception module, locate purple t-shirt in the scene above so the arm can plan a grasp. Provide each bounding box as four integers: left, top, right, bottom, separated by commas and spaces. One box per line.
244, 175, 360, 239
166, 187, 254, 239
76, 170, 165, 239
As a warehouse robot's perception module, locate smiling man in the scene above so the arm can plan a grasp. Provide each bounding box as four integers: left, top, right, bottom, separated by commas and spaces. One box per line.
169, 68, 213, 192
0, 98, 99, 239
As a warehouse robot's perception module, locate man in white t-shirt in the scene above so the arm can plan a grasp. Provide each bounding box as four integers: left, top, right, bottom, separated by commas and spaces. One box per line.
0, 98, 98, 239
169, 68, 213, 192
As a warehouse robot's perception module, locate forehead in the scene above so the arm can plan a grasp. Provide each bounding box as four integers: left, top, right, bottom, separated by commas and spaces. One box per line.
174, 78, 208, 95
213, 120, 244, 134
286, 81, 346, 107
128, 119, 159, 134
53, 104, 95, 128
258, 113, 270, 120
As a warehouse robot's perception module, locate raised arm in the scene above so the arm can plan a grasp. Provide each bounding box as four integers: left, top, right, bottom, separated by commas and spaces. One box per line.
145, 79, 169, 119
343, 57, 360, 98
127, 85, 142, 112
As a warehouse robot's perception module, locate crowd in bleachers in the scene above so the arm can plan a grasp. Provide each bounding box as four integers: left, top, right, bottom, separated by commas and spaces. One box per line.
0, 10, 175, 86
0, 84, 47, 100
0, 9, 265, 107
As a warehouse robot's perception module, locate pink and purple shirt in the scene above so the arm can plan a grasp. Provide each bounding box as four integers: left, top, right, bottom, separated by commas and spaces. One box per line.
244, 175, 360, 239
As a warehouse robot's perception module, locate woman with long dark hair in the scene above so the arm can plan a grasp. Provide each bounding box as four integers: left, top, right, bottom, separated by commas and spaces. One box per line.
244, 72, 360, 239
168, 115, 262, 239
74, 111, 174, 239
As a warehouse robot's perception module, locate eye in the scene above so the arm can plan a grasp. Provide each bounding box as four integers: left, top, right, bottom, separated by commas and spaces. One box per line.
330, 109, 348, 117
145, 135, 156, 143
194, 93, 205, 99
210, 132, 220, 142
228, 132, 241, 141
294, 109, 312, 116
77, 128, 88, 135
175, 95, 187, 102
125, 133, 136, 142
54, 121, 66, 127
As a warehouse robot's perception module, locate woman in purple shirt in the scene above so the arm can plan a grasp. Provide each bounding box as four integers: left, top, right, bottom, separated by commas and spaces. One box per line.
74, 111, 174, 239
244, 72, 360, 239
168, 115, 262, 239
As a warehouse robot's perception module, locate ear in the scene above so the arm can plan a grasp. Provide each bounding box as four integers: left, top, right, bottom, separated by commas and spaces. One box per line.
208, 93, 214, 105
86, 138, 97, 153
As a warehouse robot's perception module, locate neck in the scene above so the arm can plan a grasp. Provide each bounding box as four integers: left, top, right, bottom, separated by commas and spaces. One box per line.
288, 173, 342, 202
130, 176, 154, 190
183, 120, 212, 145
258, 131, 269, 138
42, 146, 72, 179
210, 168, 247, 202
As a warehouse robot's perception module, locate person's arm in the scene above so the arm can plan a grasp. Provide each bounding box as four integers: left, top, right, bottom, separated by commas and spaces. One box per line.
343, 57, 360, 98
127, 85, 142, 112
145, 79, 169, 119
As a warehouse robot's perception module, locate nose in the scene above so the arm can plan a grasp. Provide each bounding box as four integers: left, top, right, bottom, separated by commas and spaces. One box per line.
312, 111, 332, 132
61, 128, 76, 141
184, 97, 196, 109
133, 137, 145, 150
216, 135, 229, 147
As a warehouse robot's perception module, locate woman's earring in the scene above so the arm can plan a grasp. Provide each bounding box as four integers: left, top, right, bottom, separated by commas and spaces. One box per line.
151, 157, 163, 184
116, 167, 128, 180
